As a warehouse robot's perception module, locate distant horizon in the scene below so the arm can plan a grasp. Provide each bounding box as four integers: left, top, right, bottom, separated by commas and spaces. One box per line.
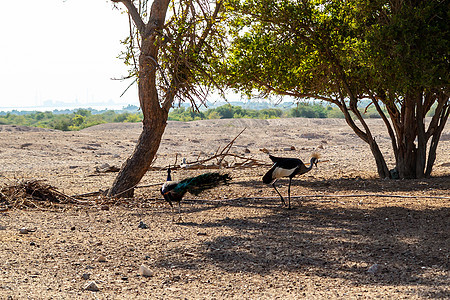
0, 102, 138, 113
0, 99, 304, 113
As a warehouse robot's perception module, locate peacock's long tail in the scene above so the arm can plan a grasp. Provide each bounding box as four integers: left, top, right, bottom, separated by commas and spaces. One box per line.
174, 173, 231, 196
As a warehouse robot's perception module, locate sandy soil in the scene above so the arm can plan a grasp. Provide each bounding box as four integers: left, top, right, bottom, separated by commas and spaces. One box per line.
0, 118, 449, 299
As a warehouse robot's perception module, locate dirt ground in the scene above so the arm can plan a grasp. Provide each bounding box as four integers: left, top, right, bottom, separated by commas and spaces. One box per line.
0, 118, 449, 299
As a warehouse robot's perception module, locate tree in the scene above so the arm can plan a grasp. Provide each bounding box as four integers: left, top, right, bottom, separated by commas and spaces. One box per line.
221, 0, 449, 179
109, 0, 226, 197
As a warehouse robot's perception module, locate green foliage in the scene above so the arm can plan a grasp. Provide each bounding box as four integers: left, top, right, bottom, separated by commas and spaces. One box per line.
220, 0, 449, 113
289, 104, 328, 118
168, 107, 205, 122
0, 102, 404, 130
0, 109, 143, 131
167, 103, 346, 121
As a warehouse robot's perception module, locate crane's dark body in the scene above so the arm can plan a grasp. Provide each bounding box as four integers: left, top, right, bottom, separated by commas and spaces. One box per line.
263, 154, 318, 209
161, 169, 231, 219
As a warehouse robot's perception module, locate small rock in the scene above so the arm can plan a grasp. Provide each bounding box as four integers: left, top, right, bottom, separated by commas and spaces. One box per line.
259, 148, 270, 154
138, 221, 148, 229
70, 226, 76, 231
317, 144, 324, 149
244, 148, 251, 153
19, 228, 29, 234
97, 255, 107, 262
95, 163, 120, 173
139, 264, 153, 277
100, 205, 109, 211
81, 273, 90, 280
197, 232, 207, 236
83, 281, 99, 292
184, 252, 195, 257
367, 263, 379, 274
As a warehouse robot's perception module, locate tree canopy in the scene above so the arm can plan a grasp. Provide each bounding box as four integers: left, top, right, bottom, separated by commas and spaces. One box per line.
220, 0, 449, 179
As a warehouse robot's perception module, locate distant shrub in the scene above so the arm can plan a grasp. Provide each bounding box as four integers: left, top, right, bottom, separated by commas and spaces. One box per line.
0, 102, 388, 130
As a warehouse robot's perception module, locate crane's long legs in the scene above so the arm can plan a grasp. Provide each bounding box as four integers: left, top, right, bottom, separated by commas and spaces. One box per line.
272, 180, 286, 207
287, 178, 292, 210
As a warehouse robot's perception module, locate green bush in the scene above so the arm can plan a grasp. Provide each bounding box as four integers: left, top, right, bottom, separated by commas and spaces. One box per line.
0, 101, 389, 131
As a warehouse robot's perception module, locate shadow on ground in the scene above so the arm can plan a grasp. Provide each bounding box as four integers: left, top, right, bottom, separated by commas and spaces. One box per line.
231, 175, 450, 194
152, 199, 449, 298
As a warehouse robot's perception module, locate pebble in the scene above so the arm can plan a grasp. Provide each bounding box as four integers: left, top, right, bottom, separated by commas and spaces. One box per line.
97, 255, 107, 262
83, 281, 99, 291
139, 264, 153, 277
19, 228, 29, 234
367, 263, 379, 274
138, 221, 148, 229
81, 273, 90, 280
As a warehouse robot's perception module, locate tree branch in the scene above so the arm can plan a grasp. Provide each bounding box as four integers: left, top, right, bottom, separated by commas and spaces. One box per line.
112, 0, 146, 35
369, 92, 398, 157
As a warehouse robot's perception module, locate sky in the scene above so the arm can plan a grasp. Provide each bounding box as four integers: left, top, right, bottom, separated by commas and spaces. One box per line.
0, 0, 139, 110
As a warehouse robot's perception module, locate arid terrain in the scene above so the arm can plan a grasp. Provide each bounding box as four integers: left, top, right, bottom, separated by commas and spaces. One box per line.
0, 118, 449, 299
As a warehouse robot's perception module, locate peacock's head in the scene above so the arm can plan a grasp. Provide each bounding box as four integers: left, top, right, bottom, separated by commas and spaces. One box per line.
166, 166, 172, 181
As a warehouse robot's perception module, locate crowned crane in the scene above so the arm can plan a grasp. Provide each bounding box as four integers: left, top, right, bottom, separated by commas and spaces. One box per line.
161, 168, 231, 221
262, 153, 320, 209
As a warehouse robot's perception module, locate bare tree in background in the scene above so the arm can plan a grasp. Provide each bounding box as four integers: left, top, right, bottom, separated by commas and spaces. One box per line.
109, 0, 225, 197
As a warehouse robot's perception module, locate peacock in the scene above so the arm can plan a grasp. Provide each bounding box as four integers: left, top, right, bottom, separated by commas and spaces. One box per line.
161, 168, 231, 220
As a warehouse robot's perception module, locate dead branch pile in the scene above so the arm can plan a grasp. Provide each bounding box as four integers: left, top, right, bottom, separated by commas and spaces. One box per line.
0, 179, 76, 210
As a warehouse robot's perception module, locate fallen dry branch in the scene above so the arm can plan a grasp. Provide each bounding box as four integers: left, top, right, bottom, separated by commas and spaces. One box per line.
162, 128, 271, 170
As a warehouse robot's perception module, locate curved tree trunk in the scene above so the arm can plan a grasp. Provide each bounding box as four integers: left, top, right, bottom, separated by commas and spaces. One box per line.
386, 90, 449, 179
108, 44, 171, 198
337, 96, 391, 178
425, 92, 450, 177
108, 0, 171, 198
108, 114, 168, 197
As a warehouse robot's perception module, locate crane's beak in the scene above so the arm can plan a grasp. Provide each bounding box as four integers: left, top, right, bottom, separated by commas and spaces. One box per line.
314, 160, 318, 167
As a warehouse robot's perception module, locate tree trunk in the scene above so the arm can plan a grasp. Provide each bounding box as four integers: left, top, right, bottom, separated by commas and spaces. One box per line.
368, 139, 391, 178
415, 91, 427, 178
395, 93, 419, 179
425, 92, 450, 177
338, 99, 390, 178
108, 114, 167, 197
108, 42, 170, 197
108, 0, 171, 197
388, 90, 449, 179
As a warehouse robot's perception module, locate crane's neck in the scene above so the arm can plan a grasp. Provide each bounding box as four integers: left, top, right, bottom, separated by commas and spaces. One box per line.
167, 168, 172, 181
307, 158, 316, 170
